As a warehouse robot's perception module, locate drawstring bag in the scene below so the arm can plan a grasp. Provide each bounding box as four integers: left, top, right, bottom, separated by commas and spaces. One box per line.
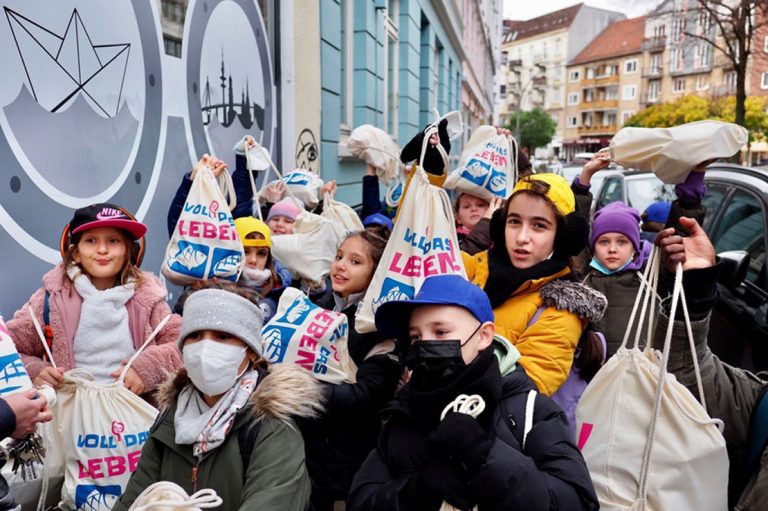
575, 248, 728, 510
162, 164, 244, 285
355, 143, 464, 334
262, 169, 324, 210
128, 481, 222, 510
270, 211, 346, 283
261, 288, 356, 384
610, 120, 747, 184
320, 192, 364, 234
243, 140, 302, 222
347, 124, 402, 186
40, 316, 171, 511
444, 126, 518, 201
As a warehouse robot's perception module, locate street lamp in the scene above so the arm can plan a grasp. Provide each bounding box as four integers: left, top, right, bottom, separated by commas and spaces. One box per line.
510, 62, 547, 144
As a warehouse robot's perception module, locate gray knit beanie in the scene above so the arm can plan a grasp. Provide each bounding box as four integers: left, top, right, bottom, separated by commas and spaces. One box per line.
178, 289, 264, 356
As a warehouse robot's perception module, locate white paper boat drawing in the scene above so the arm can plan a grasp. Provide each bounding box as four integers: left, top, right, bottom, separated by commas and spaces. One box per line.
263, 328, 284, 360
213, 253, 242, 276
464, 160, 489, 178
285, 301, 311, 323
372, 286, 411, 309
169, 245, 207, 271
4, 7, 131, 117
489, 172, 507, 192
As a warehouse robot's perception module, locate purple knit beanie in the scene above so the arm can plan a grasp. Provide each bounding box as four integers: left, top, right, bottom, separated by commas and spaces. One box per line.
591, 201, 641, 253
267, 197, 303, 222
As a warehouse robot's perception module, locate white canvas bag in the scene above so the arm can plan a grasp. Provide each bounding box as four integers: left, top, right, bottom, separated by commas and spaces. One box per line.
162, 165, 244, 285
261, 288, 356, 384
444, 126, 518, 201
270, 211, 346, 283
355, 137, 465, 333
29, 314, 170, 511
610, 120, 748, 184
575, 249, 728, 511
263, 170, 324, 210
320, 193, 364, 234
347, 124, 402, 186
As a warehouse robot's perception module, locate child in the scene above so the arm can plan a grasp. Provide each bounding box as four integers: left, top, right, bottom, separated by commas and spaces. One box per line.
8, 203, 182, 396
265, 197, 302, 235
347, 274, 598, 510
305, 231, 403, 510
233, 216, 291, 321
585, 201, 652, 356
115, 285, 323, 510
462, 174, 607, 396
455, 193, 503, 255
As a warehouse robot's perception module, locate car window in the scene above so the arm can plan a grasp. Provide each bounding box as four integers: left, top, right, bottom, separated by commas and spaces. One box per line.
712, 189, 766, 288
625, 177, 675, 215
598, 177, 623, 209
701, 183, 730, 233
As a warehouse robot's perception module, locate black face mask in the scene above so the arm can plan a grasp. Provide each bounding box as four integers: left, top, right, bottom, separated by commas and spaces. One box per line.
406, 324, 482, 389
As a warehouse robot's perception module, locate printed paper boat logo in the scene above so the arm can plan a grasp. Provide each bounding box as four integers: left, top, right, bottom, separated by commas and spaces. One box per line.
278, 298, 312, 325
168, 241, 209, 278
209, 248, 243, 280
75, 484, 121, 511
262, 325, 295, 363
4, 7, 131, 117
372, 278, 415, 313
488, 170, 507, 194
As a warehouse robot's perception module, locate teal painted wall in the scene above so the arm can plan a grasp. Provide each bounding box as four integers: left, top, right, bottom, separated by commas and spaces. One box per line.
319, 0, 462, 205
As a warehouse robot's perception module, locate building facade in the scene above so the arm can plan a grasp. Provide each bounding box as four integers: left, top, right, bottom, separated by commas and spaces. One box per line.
319, 0, 466, 204
496, 3, 624, 157
562, 17, 646, 161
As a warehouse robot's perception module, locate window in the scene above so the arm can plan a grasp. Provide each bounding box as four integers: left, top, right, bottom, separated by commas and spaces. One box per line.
597, 177, 624, 210
340, 0, 353, 129
697, 44, 712, 68
163, 36, 181, 57
586, 67, 595, 79
569, 70, 580, 82
625, 59, 638, 74
383, 5, 399, 137
606, 87, 618, 100
672, 18, 685, 42
651, 53, 663, 73
568, 92, 580, 105
702, 184, 730, 232
554, 89, 561, 104
623, 85, 637, 100
501, 51, 508, 65
653, 24, 665, 39
606, 112, 617, 125
673, 78, 685, 93
696, 76, 710, 91
584, 89, 594, 102
725, 70, 737, 91
567, 116, 578, 127
648, 80, 661, 101
762, 72, 768, 89
711, 189, 766, 286
551, 112, 559, 123
500, 84, 507, 96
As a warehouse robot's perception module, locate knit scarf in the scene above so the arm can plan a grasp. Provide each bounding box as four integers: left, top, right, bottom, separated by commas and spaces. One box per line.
483, 244, 567, 309
174, 368, 259, 458
69, 266, 136, 383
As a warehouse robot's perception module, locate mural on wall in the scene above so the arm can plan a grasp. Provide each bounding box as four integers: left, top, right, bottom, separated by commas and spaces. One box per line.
295, 128, 318, 172
0, 0, 276, 315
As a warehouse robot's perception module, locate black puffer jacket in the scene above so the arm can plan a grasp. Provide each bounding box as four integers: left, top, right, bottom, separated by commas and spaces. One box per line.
300, 295, 403, 510
347, 358, 598, 510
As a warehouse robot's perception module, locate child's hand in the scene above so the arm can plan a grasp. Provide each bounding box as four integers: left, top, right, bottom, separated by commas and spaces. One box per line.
495, 127, 512, 137
111, 365, 147, 395
190, 154, 212, 180
366, 164, 377, 177
321, 180, 337, 199
244, 135, 256, 150
583, 149, 611, 174
33, 367, 64, 389
264, 181, 286, 203
210, 157, 228, 177
483, 197, 504, 219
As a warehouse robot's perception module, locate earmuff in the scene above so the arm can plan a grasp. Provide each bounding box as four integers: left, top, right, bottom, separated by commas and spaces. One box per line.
59, 207, 146, 266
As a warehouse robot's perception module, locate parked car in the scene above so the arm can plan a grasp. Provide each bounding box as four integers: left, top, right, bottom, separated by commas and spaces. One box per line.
701, 164, 768, 371
591, 169, 676, 218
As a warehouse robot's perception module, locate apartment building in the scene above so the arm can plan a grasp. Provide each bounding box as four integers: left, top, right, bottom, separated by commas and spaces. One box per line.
497, 3, 624, 157
562, 17, 645, 161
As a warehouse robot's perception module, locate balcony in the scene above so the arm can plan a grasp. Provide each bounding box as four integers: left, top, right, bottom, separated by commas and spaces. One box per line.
642, 66, 664, 78
712, 84, 737, 97
670, 63, 712, 77
581, 74, 620, 87
579, 99, 619, 111
642, 36, 666, 52
578, 125, 619, 136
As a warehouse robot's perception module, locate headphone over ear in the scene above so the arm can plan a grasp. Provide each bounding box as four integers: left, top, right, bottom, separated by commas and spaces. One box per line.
59, 207, 146, 266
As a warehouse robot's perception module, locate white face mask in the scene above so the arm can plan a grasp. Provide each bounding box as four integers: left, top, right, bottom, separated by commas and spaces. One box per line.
240, 267, 272, 288
183, 339, 247, 396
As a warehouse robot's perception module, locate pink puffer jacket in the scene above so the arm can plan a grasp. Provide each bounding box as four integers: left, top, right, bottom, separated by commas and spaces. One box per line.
7, 264, 182, 394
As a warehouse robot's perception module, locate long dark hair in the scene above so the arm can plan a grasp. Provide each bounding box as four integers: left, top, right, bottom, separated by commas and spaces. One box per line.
341, 230, 388, 269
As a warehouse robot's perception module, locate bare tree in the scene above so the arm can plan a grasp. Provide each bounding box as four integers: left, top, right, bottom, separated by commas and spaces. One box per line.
683, 1, 768, 128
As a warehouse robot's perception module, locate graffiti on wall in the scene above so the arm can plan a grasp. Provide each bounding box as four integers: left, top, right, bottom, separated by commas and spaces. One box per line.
295, 128, 318, 172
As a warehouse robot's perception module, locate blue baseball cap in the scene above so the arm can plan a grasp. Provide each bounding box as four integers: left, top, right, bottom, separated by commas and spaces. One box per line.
643, 201, 672, 224
374, 274, 494, 340
363, 213, 394, 231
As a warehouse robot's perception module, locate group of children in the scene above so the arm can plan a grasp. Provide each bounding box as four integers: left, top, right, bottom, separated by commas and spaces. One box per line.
3, 121, 748, 511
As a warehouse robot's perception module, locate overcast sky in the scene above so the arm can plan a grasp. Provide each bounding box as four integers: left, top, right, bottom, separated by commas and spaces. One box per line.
503, 0, 664, 21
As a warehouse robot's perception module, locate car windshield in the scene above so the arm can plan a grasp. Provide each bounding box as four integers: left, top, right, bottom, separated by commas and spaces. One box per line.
561, 166, 581, 182
626, 176, 675, 214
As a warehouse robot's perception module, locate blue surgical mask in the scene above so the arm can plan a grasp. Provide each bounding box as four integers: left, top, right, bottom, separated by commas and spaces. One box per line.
590, 256, 633, 275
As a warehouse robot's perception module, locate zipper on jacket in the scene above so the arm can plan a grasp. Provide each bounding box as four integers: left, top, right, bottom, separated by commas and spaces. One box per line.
191, 463, 200, 492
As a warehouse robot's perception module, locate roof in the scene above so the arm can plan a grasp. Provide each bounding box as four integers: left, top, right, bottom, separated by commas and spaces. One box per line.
503, 4, 583, 43
570, 16, 646, 65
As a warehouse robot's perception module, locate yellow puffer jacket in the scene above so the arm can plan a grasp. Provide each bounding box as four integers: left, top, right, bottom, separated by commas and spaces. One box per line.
463, 251, 607, 396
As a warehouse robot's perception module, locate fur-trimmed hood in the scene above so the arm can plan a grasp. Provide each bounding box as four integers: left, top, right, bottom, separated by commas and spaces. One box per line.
156, 363, 325, 424
539, 279, 607, 323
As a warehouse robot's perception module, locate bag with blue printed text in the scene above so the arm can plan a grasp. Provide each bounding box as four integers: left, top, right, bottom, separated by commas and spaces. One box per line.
261, 288, 357, 384
162, 163, 244, 285
444, 125, 518, 201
